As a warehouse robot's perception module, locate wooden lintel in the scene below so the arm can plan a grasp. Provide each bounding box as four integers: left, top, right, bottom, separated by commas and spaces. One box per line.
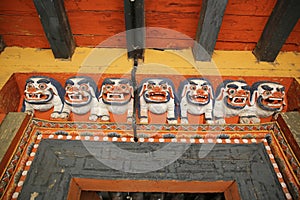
33, 0, 75, 59
253, 0, 300, 62
192, 0, 228, 62
124, 0, 145, 60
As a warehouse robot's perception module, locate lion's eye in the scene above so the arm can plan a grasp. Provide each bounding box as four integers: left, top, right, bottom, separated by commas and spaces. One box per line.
228, 88, 236, 95
39, 83, 47, 90
190, 85, 196, 90
80, 84, 88, 91
147, 84, 153, 90
264, 91, 271, 96
203, 86, 208, 91
120, 84, 128, 90
65, 85, 72, 90
161, 84, 168, 90
27, 83, 34, 89
105, 85, 112, 90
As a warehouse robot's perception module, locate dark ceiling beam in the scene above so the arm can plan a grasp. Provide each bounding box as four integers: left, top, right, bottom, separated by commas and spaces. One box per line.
124, 0, 145, 60
253, 0, 300, 62
33, 0, 75, 59
192, 0, 228, 62
0, 35, 5, 53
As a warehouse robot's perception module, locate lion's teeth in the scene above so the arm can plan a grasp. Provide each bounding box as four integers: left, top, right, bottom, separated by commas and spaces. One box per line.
269, 98, 282, 101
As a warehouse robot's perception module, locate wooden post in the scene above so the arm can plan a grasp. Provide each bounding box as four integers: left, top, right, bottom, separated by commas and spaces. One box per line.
192, 0, 228, 61
253, 0, 300, 62
33, 0, 75, 59
124, 0, 145, 60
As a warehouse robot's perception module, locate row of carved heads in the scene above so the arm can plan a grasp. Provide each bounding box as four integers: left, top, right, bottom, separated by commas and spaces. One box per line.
23, 76, 286, 124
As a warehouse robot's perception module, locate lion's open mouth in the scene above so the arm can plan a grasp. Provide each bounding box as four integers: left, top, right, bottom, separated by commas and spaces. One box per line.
104, 92, 130, 102
231, 96, 247, 104
147, 92, 167, 101
227, 95, 248, 107
25, 93, 50, 101
66, 93, 89, 103
190, 94, 208, 103
263, 97, 283, 108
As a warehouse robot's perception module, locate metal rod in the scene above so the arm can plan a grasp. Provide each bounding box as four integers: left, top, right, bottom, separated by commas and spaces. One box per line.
131, 57, 139, 142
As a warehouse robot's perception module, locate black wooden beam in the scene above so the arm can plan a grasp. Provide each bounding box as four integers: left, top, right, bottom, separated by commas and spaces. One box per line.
124, 0, 145, 60
0, 35, 5, 53
192, 0, 228, 61
253, 0, 300, 62
33, 0, 75, 59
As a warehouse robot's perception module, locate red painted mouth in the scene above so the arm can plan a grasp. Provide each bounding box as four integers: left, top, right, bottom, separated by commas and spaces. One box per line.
191, 94, 209, 103
148, 92, 167, 101
228, 96, 247, 107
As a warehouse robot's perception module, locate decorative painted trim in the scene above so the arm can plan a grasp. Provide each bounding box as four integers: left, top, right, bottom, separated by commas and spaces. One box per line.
0, 117, 299, 200
263, 140, 292, 199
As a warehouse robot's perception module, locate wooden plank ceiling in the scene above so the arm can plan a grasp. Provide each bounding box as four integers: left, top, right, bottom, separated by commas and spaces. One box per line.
0, 0, 299, 61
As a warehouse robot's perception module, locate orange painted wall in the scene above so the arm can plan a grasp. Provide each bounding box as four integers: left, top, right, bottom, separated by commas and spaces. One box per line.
0, 0, 299, 51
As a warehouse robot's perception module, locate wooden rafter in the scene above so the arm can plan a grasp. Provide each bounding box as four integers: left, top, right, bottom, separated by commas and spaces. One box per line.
192, 0, 228, 61
33, 0, 75, 59
0, 35, 5, 53
124, 0, 145, 60
253, 0, 300, 62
